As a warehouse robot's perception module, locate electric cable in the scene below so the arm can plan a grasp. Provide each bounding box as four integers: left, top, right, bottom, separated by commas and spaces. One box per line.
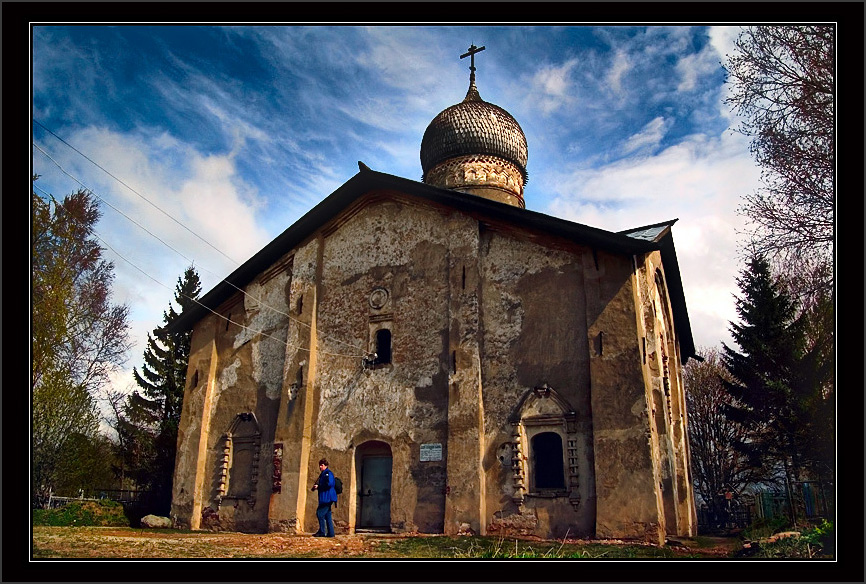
32, 132, 365, 355
32, 142, 367, 359
35, 179, 363, 360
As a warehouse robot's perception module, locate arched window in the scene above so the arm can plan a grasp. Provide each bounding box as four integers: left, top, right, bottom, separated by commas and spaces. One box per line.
531, 432, 565, 490
219, 413, 261, 508
375, 329, 392, 365
508, 385, 580, 510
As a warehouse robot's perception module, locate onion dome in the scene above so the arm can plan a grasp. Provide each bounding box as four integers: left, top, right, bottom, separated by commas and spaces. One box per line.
420, 46, 528, 208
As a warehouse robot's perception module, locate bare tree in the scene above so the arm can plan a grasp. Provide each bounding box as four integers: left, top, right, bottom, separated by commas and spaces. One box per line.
724, 26, 834, 299
685, 347, 776, 526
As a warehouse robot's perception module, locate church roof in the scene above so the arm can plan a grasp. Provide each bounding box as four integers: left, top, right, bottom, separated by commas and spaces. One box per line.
168, 166, 695, 360
621, 219, 695, 361
620, 221, 675, 243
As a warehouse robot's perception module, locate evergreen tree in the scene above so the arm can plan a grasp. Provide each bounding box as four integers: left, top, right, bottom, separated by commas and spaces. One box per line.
122, 265, 201, 514
721, 255, 834, 484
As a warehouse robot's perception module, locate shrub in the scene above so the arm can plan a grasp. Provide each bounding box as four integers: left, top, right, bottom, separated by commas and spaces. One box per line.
740, 519, 834, 559
742, 516, 789, 541
800, 519, 834, 557
32, 500, 129, 527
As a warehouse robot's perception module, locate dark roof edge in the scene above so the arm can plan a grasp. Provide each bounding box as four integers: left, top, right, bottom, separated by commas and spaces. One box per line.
365, 170, 658, 255
169, 169, 661, 333
657, 230, 697, 363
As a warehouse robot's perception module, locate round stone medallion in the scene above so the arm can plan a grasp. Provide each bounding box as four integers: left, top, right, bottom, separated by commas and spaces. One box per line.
369, 287, 389, 309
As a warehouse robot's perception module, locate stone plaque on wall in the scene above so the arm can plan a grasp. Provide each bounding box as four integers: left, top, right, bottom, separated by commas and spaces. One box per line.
420, 443, 443, 462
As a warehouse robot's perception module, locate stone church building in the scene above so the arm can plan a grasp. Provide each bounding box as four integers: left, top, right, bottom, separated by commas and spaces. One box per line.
169, 48, 698, 544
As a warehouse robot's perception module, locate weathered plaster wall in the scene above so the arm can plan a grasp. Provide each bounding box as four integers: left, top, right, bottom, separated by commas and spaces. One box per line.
302, 195, 454, 534
633, 251, 696, 538
268, 238, 321, 533
172, 253, 294, 532
442, 210, 485, 536
584, 249, 666, 545
172, 316, 218, 529
478, 226, 595, 538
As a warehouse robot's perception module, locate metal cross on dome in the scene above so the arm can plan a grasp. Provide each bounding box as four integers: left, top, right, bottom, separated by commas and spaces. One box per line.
460, 44, 486, 73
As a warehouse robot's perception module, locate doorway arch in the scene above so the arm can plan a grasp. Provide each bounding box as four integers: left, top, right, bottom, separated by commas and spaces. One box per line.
355, 440, 392, 531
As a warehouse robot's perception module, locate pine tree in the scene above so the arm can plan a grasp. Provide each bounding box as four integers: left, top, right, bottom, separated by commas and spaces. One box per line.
721, 255, 834, 484
123, 265, 201, 514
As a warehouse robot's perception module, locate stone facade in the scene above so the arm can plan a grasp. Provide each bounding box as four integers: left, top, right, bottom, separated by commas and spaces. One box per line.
170, 174, 697, 544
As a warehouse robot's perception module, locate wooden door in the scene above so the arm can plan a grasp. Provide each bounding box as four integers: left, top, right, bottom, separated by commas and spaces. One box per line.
358, 455, 392, 528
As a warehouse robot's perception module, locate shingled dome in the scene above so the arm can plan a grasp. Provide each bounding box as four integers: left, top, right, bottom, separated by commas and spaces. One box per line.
421, 83, 528, 178
420, 74, 529, 208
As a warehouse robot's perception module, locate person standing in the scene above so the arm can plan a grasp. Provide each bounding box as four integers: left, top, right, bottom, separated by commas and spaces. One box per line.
311, 458, 337, 537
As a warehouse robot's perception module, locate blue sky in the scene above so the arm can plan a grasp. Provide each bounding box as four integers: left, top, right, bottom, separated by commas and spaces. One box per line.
32, 24, 763, 399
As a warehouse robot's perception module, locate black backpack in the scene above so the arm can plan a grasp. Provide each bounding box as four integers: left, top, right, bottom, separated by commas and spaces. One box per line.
333, 476, 343, 495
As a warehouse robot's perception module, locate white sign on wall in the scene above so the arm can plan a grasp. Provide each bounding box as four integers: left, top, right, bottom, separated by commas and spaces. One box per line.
420, 443, 443, 462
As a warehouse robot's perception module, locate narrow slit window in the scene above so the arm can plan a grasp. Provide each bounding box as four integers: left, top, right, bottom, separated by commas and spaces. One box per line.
375, 329, 392, 365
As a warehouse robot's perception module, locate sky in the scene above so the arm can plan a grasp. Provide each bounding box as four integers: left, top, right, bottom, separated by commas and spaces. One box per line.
31, 24, 764, 404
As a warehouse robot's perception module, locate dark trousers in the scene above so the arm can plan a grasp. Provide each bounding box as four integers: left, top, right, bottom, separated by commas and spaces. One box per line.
316, 502, 334, 537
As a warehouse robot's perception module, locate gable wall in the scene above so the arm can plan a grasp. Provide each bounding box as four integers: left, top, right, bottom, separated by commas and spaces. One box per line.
318, 195, 453, 532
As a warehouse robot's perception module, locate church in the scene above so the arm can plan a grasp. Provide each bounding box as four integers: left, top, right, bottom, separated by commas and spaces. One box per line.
169, 46, 698, 544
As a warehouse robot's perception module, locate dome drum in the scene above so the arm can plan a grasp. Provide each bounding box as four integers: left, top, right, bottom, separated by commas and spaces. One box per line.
425, 154, 525, 208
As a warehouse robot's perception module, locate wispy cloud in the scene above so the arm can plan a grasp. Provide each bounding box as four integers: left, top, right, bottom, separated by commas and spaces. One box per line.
32, 24, 763, 396
605, 49, 632, 97
621, 116, 670, 155
545, 128, 760, 349
526, 58, 581, 115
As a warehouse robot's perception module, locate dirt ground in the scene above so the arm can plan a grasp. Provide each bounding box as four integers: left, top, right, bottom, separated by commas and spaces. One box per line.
32, 526, 391, 558
31, 526, 742, 559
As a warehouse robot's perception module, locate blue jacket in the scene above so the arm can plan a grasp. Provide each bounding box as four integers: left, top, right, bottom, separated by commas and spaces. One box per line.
317, 468, 337, 504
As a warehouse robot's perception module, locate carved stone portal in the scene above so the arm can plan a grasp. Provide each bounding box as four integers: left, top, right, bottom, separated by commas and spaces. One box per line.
218, 412, 261, 508
508, 385, 581, 511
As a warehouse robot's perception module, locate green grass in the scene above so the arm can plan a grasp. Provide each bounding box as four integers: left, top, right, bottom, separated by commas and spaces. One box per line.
32, 500, 129, 527
691, 535, 716, 548
373, 536, 680, 559
741, 516, 789, 541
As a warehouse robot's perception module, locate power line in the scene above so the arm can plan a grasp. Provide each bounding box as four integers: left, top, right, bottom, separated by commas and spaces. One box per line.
33, 119, 241, 266
32, 140, 366, 358
33, 179, 364, 360
32, 128, 364, 355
